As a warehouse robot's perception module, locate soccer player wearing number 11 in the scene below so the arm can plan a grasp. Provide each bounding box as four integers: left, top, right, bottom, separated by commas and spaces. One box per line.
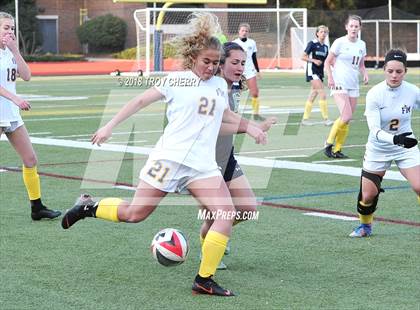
324, 15, 368, 159
350, 49, 420, 237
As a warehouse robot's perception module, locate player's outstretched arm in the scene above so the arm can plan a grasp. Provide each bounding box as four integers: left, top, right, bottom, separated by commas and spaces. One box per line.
222, 109, 266, 144
91, 87, 163, 146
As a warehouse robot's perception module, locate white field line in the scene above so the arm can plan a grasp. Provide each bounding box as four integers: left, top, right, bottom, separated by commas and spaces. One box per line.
312, 159, 357, 164
0, 136, 406, 181
304, 212, 359, 221
265, 155, 308, 159
236, 144, 365, 155
27, 132, 52, 136
48, 130, 162, 139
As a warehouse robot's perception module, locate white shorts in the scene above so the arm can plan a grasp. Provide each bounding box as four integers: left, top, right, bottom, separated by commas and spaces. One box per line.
330, 85, 359, 98
243, 67, 257, 80
0, 120, 24, 133
139, 158, 221, 193
363, 148, 420, 172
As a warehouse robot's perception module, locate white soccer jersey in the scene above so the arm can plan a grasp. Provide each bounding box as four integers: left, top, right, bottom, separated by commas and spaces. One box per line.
0, 47, 21, 123
330, 36, 366, 90
365, 80, 420, 160
152, 70, 229, 172
233, 38, 257, 76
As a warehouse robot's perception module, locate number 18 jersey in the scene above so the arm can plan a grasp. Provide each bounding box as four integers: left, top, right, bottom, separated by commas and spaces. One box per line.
0, 47, 21, 123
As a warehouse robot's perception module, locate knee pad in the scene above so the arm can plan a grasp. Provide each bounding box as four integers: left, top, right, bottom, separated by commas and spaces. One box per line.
357, 170, 384, 215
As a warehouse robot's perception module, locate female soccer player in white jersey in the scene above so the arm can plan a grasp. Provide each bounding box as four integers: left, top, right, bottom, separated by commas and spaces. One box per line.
0, 12, 61, 220
233, 23, 263, 120
199, 42, 277, 269
61, 13, 267, 297
301, 25, 333, 126
323, 15, 369, 158
349, 49, 419, 237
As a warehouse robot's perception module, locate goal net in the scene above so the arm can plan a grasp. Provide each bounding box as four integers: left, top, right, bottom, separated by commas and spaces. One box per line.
361, 19, 420, 66
134, 8, 307, 75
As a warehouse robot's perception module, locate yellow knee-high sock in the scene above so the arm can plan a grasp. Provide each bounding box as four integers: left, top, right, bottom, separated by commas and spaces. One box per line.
333, 122, 349, 153
326, 118, 342, 145
303, 100, 313, 120
251, 97, 260, 115
199, 230, 229, 277
358, 201, 374, 224
95, 198, 122, 222
319, 99, 328, 120
22, 166, 41, 200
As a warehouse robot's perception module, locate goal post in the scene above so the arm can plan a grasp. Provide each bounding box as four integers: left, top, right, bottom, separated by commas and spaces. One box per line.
361, 19, 420, 66
133, 7, 307, 75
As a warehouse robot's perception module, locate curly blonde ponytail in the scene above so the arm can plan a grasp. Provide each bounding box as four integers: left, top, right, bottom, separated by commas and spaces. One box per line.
173, 12, 223, 69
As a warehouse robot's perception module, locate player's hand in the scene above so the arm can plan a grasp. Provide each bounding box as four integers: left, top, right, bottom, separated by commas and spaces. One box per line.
248, 125, 267, 145
363, 72, 369, 85
3, 33, 18, 53
256, 72, 262, 80
313, 59, 322, 66
393, 132, 418, 148
91, 126, 112, 146
14, 97, 31, 110
328, 77, 335, 89
259, 116, 277, 132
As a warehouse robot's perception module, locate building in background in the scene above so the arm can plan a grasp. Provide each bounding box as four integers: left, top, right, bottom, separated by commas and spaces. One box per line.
36, 0, 146, 53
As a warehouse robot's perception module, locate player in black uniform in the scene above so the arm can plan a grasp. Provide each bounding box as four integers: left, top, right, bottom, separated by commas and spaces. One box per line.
301, 25, 332, 126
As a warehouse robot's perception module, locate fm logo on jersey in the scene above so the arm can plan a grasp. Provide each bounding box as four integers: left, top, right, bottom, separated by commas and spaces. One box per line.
401, 105, 411, 114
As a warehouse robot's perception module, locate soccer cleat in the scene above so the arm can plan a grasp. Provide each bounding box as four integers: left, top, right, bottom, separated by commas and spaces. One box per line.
349, 224, 372, 237
224, 241, 230, 255
31, 206, 61, 221
323, 144, 334, 158
301, 119, 313, 126
217, 260, 227, 270
61, 194, 97, 229
323, 119, 334, 126
192, 276, 235, 296
252, 114, 266, 121
332, 151, 348, 159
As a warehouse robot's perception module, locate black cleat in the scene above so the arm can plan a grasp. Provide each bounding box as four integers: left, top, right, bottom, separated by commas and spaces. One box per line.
323, 144, 334, 158
192, 276, 235, 297
61, 194, 97, 229
31, 206, 61, 221
252, 114, 266, 121
332, 151, 348, 159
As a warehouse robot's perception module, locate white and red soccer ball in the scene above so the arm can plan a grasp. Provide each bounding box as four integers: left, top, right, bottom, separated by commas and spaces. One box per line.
151, 228, 189, 266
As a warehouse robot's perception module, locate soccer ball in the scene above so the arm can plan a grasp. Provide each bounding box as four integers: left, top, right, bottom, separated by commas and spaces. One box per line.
150, 228, 189, 266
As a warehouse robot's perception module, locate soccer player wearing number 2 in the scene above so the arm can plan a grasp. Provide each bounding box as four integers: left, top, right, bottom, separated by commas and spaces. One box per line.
0, 12, 61, 220
323, 15, 369, 159
350, 49, 420, 237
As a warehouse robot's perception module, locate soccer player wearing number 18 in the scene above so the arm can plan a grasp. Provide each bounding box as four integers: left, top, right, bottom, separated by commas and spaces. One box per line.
350, 49, 420, 237
0, 12, 61, 220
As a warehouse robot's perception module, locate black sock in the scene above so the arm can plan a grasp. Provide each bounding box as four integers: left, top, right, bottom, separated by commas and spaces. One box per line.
195, 274, 211, 284
84, 202, 98, 217
30, 198, 44, 212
